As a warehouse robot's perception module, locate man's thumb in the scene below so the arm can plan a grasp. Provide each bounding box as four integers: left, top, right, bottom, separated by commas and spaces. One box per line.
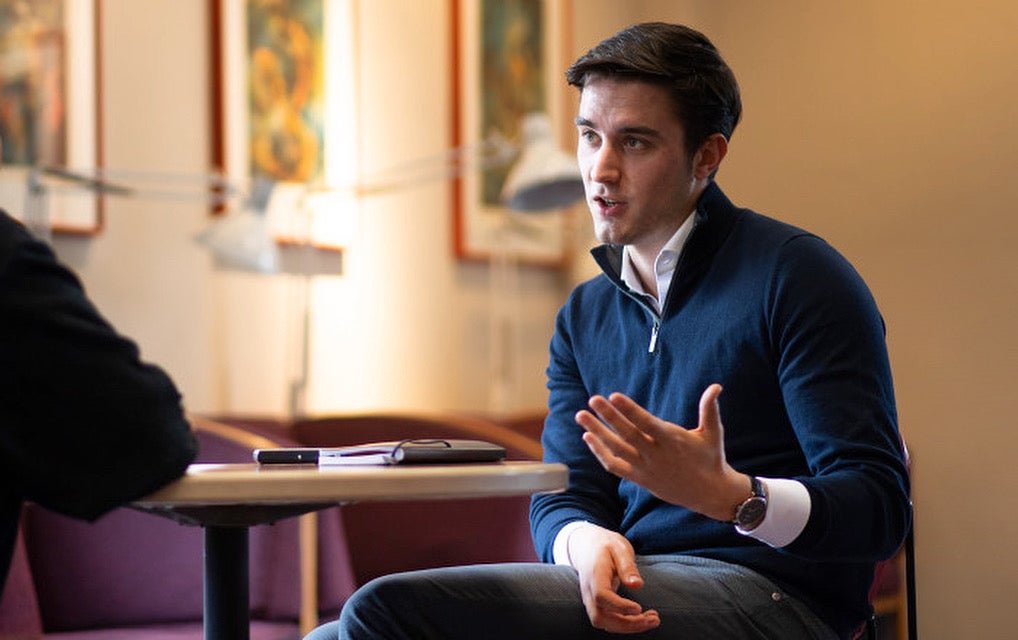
698, 383, 724, 438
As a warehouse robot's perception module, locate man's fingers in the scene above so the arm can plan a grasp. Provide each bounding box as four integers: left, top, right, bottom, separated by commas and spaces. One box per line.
698, 383, 724, 442
589, 604, 661, 634
587, 588, 658, 633
610, 541, 645, 590
575, 405, 617, 440
581, 430, 636, 480
606, 392, 666, 439
594, 589, 643, 616
571, 527, 661, 635
587, 395, 645, 443
577, 398, 644, 459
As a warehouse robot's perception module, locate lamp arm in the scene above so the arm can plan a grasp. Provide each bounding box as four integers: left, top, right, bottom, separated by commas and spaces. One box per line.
29, 166, 238, 204
304, 133, 517, 199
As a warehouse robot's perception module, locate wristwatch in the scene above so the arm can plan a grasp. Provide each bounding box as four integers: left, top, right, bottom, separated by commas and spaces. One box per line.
733, 476, 768, 531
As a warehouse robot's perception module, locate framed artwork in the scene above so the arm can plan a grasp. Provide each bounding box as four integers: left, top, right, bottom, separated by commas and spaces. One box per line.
451, 0, 573, 267
0, 0, 101, 234
211, 0, 356, 250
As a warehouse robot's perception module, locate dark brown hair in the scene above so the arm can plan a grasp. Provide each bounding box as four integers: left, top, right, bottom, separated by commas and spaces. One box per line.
566, 22, 742, 158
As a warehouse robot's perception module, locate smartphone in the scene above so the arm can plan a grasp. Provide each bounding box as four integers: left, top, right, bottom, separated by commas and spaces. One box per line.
253, 448, 320, 464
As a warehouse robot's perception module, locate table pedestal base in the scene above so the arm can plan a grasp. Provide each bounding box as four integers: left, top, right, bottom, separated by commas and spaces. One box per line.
204, 526, 249, 640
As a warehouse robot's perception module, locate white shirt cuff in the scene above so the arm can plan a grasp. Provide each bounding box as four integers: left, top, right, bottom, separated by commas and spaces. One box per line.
552, 520, 596, 566
737, 477, 811, 547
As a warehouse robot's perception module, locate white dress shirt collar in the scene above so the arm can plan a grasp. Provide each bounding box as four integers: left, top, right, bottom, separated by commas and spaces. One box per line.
621, 211, 696, 314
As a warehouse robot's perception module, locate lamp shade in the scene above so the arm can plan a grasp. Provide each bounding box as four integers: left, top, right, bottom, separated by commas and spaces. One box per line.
26, 166, 281, 274
193, 177, 279, 273
500, 113, 584, 212
193, 207, 279, 274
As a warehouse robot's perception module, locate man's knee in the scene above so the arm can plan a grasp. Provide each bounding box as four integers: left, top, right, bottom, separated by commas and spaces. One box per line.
335, 573, 414, 638
304, 620, 339, 640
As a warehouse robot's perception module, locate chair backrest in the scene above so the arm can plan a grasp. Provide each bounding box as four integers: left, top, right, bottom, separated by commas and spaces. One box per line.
860, 438, 916, 640
291, 412, 544, 585
470, 410, 547, 450
897, 439, 917, 640
902, 441, 917, 640
904, 521, 916, 640
292, 412, 543, 461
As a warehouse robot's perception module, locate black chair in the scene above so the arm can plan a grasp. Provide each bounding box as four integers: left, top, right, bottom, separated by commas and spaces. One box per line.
863, 438, 916, 640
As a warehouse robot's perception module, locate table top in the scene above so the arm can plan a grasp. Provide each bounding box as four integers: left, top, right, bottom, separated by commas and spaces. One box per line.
135, 461, 568, 509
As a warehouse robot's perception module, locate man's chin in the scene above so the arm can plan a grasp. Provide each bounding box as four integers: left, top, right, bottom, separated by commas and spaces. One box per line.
592, 222, 624, 246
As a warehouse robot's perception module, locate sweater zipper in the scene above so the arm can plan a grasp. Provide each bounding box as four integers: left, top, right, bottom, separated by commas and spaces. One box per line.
619, 289, 662, 354
616, 286, 663, 355
648, 318, 661, 354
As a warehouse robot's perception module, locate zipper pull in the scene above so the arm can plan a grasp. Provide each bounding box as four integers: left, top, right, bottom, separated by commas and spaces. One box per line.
648, 320, 660, 353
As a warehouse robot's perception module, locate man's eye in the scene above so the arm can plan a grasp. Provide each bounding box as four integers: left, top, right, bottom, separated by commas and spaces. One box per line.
624, 137, 646, 149
579, 129, 600, 144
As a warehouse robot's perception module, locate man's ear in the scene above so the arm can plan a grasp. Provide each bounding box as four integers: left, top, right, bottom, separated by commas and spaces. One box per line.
693, 133, 728, 180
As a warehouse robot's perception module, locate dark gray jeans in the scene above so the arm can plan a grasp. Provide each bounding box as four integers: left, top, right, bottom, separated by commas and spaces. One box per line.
306, 555, 839, 640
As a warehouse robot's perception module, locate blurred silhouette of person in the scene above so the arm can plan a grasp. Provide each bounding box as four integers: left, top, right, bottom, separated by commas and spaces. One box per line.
0, 132, 198, 588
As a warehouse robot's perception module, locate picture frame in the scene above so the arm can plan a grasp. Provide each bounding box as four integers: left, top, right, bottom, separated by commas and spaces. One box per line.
211, 0, 357, 250
451, 0, 574, 267
0, 0, 101, 234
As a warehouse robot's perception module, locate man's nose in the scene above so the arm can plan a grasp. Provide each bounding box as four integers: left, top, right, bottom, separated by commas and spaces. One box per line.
587, 144, 620, 184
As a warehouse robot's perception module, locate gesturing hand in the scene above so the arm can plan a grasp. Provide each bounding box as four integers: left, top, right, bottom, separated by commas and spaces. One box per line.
567, 523, 661, 634
575, 384, 750, 522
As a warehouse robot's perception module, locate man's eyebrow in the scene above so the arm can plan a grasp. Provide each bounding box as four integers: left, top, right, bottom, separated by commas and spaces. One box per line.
574, 117, 661, 138
619, 125, 660, 137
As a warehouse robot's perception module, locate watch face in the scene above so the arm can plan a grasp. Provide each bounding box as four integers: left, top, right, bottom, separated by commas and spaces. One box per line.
736, 497, 767, 527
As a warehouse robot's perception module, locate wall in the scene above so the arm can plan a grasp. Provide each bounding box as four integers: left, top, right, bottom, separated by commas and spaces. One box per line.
302, 0, 571, 416
55, 0, 570, 419
49, 0, 1018, 637
54, 0, 227, 412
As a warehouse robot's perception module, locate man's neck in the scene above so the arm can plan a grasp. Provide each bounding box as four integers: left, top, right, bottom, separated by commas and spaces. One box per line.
626, 249, 660, 299
621, 210, 698, 306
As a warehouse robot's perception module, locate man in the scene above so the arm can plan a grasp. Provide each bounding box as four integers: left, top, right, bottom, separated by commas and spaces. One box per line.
319, 22, 910, 640
0, 134, 198, 587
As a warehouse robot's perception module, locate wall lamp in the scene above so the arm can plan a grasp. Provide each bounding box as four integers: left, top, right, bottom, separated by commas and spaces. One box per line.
26, 112, 583, 273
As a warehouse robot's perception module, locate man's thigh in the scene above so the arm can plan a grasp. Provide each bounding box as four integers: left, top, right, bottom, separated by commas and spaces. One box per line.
629, 555, 837, 639
338, 563, 598, 640
337, 558, 835, 640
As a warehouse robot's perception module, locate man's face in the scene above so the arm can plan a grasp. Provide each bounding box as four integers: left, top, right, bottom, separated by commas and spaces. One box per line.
576, 76, 706, 259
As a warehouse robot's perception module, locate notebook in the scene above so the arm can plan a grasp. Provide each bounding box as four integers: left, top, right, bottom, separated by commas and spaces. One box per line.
254, 438, 507, 466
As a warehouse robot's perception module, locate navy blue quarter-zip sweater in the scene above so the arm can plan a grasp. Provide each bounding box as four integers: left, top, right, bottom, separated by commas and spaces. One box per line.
530, 183, 910, 639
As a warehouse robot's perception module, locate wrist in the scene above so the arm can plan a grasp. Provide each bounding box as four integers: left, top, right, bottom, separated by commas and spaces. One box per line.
735, 478, 811, 547
703, 471, 753, 522
732, 476, 768, 532
553, 521, 596, 566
